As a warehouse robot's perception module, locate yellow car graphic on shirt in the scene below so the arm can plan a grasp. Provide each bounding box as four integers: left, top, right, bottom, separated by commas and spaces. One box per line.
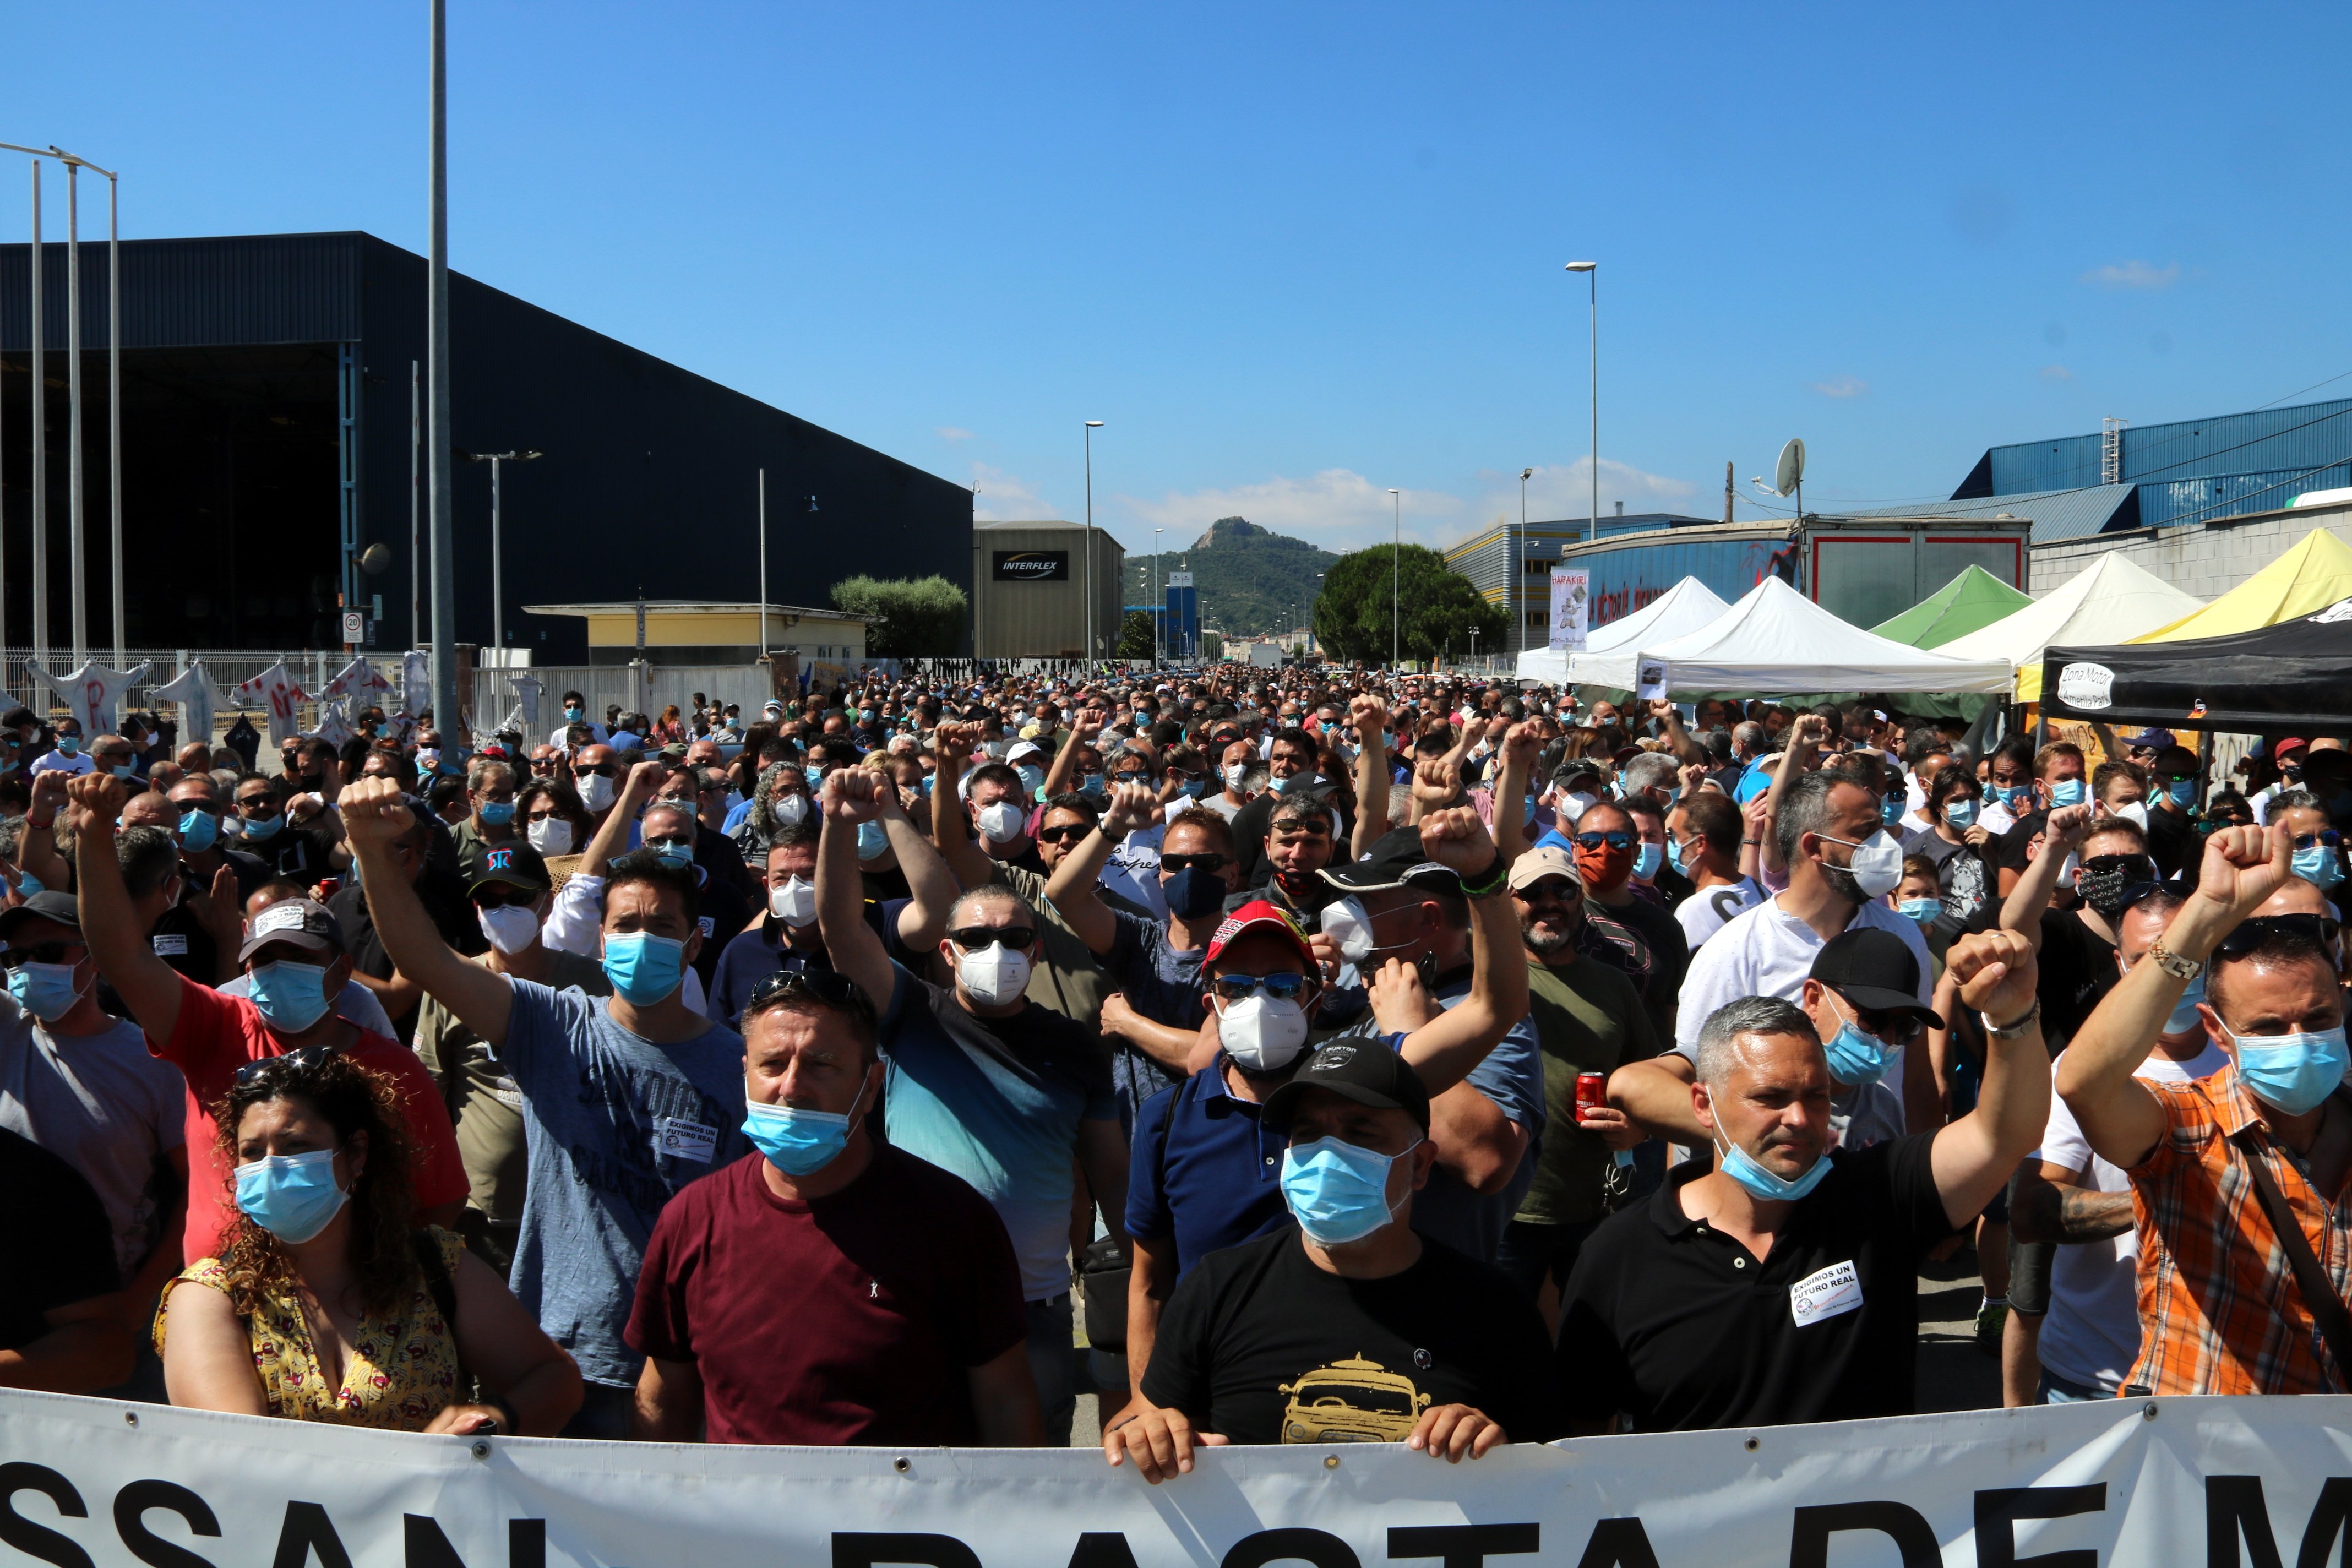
1278, 1355, 1429, 1443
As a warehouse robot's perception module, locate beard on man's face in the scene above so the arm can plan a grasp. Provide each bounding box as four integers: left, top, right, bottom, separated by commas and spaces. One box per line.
1519, 906, 1581, 956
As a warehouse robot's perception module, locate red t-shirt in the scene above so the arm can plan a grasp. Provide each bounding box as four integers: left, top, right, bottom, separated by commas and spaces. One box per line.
153, 974, 471, 1262
626, 1145, 1027, 1446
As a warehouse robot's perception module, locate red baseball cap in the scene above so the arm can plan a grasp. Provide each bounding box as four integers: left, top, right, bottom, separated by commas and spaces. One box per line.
1203, 899, 1316, 971
2275, 737, 2311, 760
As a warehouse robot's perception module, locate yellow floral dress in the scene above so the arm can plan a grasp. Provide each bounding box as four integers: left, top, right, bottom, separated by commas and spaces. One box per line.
155, 1227, 465, 1430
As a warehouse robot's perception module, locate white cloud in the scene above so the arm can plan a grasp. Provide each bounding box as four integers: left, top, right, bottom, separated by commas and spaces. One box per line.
936, 426, 974, 442
1810, 375, 1869, 399
2039, 363, 2073, 382
2080, 260, 2179, 291
969, 462, 1058, 524
1473, 459, 1697, 535
1118, 469, 1467, 551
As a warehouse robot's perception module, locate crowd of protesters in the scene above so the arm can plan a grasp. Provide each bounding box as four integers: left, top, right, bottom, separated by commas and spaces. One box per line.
0, 669, 2344, 1464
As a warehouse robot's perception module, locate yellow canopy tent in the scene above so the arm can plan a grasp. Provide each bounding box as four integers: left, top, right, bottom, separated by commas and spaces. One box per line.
2129, 527, 2352, 643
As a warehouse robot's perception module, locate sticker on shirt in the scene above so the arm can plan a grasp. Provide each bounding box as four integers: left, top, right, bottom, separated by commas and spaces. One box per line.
699, 917, 715, 938
654, 1116, 719, 1164
1277, 1355, 1429, 1444
1789, 1260, 1864, 1328
151, 934, 189, 957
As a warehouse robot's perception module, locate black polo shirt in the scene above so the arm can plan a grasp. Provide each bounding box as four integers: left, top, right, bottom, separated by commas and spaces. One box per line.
1555, 1134, 1953, 1431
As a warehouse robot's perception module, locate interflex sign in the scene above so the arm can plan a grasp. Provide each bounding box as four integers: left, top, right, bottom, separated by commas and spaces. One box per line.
992, 551, 1070, 582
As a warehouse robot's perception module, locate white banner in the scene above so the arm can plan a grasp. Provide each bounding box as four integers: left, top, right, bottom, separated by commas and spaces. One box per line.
1548, 570, 1589, 653
8, 1390, 2352, 1566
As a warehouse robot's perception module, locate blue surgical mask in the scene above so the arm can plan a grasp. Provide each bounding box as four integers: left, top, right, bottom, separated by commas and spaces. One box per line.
7, 959, 85, 1023
2228, 1023, 2350, 1116
649, 840, 694, 873
1822, 1017, 1892, 1087
856, 820, 889, 861
741, 1081, 869, 1177
2051, 780, 2087, 809
1898, 896, 1940, 928
1079, 771, 1106, 797
1280, 1135, 1416, 1246
1667, 836, 1690, 875
1016, 765, 1044, 796
602, 930, 687, 1006
2156, 780, 2198, 809
2294, 845, 2344, 888
2163, 971, 2208, 1037
178, 809, 219, 854
478, 801, 517, 827
1945, 798, 1977, 828
243, 813, 285, 842
56, 736, 79, 755
1713, 1130, 1832, 1203
1181, 775, 1213, 800
234, 1147, 349, 1244
1632, 843, 1662, 881
564, 706, 584, 722
247, 960, 333, 1033
1996, 785, 2030, 810
1881, 794, 1903, 826
111, 764, 136, 781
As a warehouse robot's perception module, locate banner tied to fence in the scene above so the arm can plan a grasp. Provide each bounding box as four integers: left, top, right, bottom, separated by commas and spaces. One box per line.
6, 1389, 2352, 1567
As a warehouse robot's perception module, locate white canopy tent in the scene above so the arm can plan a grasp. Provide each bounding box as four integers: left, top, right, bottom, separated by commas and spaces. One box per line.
1931, 552, 2205, 703
1567, 576, 2014, 695
1513, 576, 1730, 683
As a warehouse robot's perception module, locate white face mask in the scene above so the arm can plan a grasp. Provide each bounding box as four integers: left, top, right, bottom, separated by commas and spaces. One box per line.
576, 772, 616, 813
1317, 896, 1376, 963
1557, 791, 1594, 826
1219, 993, 1310, 1072
976, 801, 1027, 844
956, 941, 1032, 1004
526, 816, 575, 856
768, 874, 817, 928
774, 792, 811, 827
1223, 762, 1250, 794
477, 902, 542, 956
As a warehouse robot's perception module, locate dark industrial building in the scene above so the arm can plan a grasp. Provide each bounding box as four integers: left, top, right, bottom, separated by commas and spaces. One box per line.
0, 231, 973, 658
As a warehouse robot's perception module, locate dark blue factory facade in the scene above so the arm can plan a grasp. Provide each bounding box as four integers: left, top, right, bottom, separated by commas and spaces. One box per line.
0, 232, 972, 657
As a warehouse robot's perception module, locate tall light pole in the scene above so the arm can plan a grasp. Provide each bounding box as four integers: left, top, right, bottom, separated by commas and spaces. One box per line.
466, 450, 540, 656
1518, 466, 1535, 656
64, 159, 83, 659
1566, 262, 1597, 543
427, 0, 460, 745
1387, 488, 1401, 668
1084, 421, 1103, 666
755, 469, 767, 658
1151, 525, 1164, 668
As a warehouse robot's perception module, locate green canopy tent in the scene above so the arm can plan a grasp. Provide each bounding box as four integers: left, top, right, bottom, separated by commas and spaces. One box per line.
1869, 564, 2034, 649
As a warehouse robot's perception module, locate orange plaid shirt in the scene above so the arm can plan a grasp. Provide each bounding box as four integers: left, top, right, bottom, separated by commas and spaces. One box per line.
2127, 1068, 2352, 1396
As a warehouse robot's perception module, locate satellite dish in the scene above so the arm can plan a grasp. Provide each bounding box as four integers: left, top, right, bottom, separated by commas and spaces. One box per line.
358, 542, 394, 575
1773, 439, 1807, 498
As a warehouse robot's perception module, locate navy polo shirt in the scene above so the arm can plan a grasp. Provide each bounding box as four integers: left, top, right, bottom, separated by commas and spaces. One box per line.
704, 897, 914, 1027
1126, 1066, 1292, 1278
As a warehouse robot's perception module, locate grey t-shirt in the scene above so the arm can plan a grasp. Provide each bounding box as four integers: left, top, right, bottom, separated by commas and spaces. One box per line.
495, 979, 748, 1386
0, 999, 186, 1279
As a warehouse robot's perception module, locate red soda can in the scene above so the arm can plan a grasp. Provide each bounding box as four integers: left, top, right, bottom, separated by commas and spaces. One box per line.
1575, 1072, 1606, 1121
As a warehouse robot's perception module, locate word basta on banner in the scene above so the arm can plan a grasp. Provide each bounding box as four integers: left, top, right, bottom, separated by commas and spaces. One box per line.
6, 1390, 2352, 1567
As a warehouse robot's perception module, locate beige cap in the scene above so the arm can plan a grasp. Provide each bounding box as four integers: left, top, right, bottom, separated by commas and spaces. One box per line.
1507, 845, 1582, 892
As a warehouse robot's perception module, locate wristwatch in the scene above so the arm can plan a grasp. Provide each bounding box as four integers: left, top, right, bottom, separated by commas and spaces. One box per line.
2146, 937, 2203, 982
1984, 999, 2042, 1039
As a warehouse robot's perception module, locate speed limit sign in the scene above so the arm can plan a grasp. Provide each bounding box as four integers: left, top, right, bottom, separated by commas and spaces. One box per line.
341, 611, 365, 644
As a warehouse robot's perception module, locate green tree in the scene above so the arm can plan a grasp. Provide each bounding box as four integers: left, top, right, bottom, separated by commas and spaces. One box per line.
1312, 545, 1506, 666
828, 575, 968, 657
1114, 609, 1156, 660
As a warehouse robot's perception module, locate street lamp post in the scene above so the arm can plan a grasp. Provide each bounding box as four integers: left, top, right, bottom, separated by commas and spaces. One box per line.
1518, 466, 1534, 655
466, 450, 541, 656
1151, 526, 1163, 668
1388, 488, 1401, 668
1566, 262, 1597, 543
1084, 421, 1104, 667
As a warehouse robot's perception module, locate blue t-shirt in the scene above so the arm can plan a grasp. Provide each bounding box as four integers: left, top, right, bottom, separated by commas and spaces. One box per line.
1125, 1068, 1291, 1279
721, 798, 755, 835
1102, 910, 1208, 1128
878, 962, 1119, 1300
1324, 975, 1545, 1266
496, 979, 748, 1386
1734, 763, 1773, 804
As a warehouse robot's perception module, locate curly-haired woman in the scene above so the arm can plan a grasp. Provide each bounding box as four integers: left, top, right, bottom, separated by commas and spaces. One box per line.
156, 1048, 580, 1434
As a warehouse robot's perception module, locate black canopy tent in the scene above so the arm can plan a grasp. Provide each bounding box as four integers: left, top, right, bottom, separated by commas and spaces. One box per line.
2040, 597, 2352, 733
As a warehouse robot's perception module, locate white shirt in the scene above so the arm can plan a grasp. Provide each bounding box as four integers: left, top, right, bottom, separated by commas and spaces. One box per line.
1673, 894, 1935, 1060
547, 720, 610, 750
1675, 876, 1766, 952
29, 750, 93, 776
2035, 1041, 2228, 1395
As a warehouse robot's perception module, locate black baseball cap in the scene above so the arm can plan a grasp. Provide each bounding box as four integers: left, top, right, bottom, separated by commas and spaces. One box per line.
459, 836, 552, 896
1320, 825, 1461, 896
237, 898, 346, 963
1811, 927, 1943, 1024
1263, 1038, 1432, 1133
0, 891, 83, 943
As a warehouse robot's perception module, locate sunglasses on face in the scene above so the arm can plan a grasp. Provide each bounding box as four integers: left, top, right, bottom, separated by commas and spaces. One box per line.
574, 764, 616, 778
950, 925, 1037, 952
235, 797, 277, 813
0, 941, 82, 968
1512, 878, 1581, 906
1212, 971, 1313, 1003
233, 1042, 342, 1087
176, 799, 222, 816
1161, 853, 1232, 874
1035, 823, 1092, 846
2217, 913, 2342, 957
471, 885, 539, 910
1574, 831, 1632, 853
1849, 1006, 1926, 1046
2293, 830, 2343, 851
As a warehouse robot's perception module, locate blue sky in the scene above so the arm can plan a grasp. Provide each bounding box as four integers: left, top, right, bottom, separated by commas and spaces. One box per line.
9, 2, 2349, 556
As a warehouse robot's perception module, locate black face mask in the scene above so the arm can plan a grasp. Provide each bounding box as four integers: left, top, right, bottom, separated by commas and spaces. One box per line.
2078, 854, 2154, 918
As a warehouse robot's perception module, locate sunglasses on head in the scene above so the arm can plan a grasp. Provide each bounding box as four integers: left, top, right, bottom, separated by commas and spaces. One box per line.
1161, 853, 1231, 874
748, 965, 873, 1015
2217, 913, 2342, 957
950, 925, 1037, 952
1211, 971, 1313, 1003
1573, 831, 1632, 853
0, 941, 81, 969
232, 1042, 341, 1087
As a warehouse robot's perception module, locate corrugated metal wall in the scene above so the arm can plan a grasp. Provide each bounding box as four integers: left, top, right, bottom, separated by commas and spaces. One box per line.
1979, 399, 2352, 529
971, 526, 1124, 658
0, 232, 361, 350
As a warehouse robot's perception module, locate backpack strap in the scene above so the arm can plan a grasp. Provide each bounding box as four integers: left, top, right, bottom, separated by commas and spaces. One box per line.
2229, 1126, 2352, 1391
410, 1229, 480, 1402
